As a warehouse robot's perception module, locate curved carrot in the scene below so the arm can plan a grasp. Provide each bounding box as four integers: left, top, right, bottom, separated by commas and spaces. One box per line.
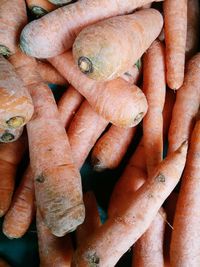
26, 0, 57, 18
0, 55, 34, 130
49, 51, 148, 128
168, 53, 200, 153
72, 141, 188, 267
20, 0, 163, 58
164, 0, 187, 90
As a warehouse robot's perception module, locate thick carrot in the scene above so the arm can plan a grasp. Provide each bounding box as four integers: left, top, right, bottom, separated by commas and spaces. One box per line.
9, 51, 84, 237
37, 60, 67, 85
49, 51, 148, 128
170, 118, 200, 266
0, 0, 27, 56
168, 53, 200, 154
58, 85, 84, 129
20, 0, 163, 58
121, 62, 141, 85
0, 126, 24, 143
37, 209, 73, 267
185, 0, 200, 60
0, 133, 27, 216
72, 141, 188, 267
164, 0, 187, 90
0, 55, 34, 130
143, 40, 166, 177
26, 0, 57, 18
0, 259, 10, 267
91, 125, 136, 171
76, 191, 101, 247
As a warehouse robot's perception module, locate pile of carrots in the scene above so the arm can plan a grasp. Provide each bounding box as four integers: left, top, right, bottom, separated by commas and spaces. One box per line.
0, 0, 200, 266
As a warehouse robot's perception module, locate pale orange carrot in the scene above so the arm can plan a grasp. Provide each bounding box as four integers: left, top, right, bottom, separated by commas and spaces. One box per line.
26, 0, 57, 18
164, 0, 187, 89
49, 51, 148, 128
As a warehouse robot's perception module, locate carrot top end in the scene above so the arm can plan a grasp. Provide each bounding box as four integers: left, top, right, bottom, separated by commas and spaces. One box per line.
31, 7, 48, 18
0, 132, 15, 143
0, 45, 11, 57
78, 57, 93, 75
6, 116, 25, 128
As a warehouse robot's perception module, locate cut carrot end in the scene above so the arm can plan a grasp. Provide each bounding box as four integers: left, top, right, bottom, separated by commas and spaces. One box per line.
0, 45, 11, 57
6, 116, 24, 128
0, 132, 15, 142
78, 57, 93, 74
31, 6, 48, 18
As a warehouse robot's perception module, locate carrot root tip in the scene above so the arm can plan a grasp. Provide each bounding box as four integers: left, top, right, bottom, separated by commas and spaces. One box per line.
0, 45, 11, 57
178, 140, 188, 153
78, 57, 93, 74
31, 7, 48, 18
0, 132, 15, 142
6, 116, 24, 128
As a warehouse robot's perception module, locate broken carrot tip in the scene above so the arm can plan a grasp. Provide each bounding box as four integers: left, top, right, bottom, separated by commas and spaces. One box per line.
31, 7, 48, 18
78, 56, 93, 74
6, 116, 25, 128
0, 45, 11, 57
0, 132, 15, 142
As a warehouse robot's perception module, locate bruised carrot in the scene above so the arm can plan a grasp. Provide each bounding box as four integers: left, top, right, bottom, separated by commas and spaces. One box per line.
0, 0, 27, 56
91, 125, 136, 171
9, 51, 84, 237
76, 192, 101, 247
0, 126, 24, 143
49, 51, 148, 128
37, 209, 73, 267
0, 259, 10, 267
164, 0, 187, 90
168, 53, 200, 153
121, 62, 141, 85
26, 0, 57, 18
73, 9, 163, 81
170, 118, 200, 266
143, 40, 166, 176
72, 141, 188, 267
20, 0, 163, 58
58, 85, 84, 129
0, 55, 34, 130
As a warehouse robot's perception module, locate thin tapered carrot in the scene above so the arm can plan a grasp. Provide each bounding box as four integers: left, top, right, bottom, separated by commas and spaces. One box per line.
73, 9, 163, 81
143, 40, 166, 177
0, 55, 34, 130
0, 0, 27, 56
26, 0, 57, 18
58, 85, 84, 129
168, 53, 200, 154
76, 191, 101, 247
170, 118, 200, 266
91, 125, 136, 171
0, 259, 10, 267
9, 51, 84, 237
0, 126, 24, 143
164, 0, 187, 90
72, 141, 188, 267
37, 209, 73, 267
49, 51, 148, 128
185, 0, 200, 60
0, 133, 27, 216
20, 0, 163, 58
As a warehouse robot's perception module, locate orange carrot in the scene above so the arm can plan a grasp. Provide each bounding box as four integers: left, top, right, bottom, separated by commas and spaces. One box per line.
168, 53, 200, 154
49, 51, 148, 128
9, 51, 85, 237
170, 118, 200, 266
185, 0, 200, 60
37, 209, 73, 267
20, 0, 163, 58
91, 125, 136, 171
0, 259, 10, 267
37, 60, 67, 85
121, 62, 141, 85
0, 126, 24, 143
0, 55, 34, 130
58, 85, 84, 129
0, 0, 27, 56
0, 133, 27, 216
73, 9, 163, 81
72, 141, 188, 267
26, 0, 57, 18
143, 40, 166, 176
76, 191, 101, 247
164, 0, 187, 90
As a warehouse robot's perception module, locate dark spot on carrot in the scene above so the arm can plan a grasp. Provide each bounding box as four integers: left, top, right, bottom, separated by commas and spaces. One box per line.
86, 252, 100, 267
35, 174, 45, 183
134, 112, 144, 123
78, 57, 93, 74
0, 45, 11, 57
6, 116, 24, 128
0, 132, 14, 142
156, 173, 166, 183
31, 7, 48, 18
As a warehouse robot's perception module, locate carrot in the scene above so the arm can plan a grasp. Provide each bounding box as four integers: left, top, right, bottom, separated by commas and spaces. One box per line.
37, 209, 73, 267
37, 60, 67, 85
72, 141, 188, 267
164, 0, 187, 90
73, 9, 163, 81
143, 40, 166, 177
0, 0, 27, 57
58, 85, 84, 129
0, 126, 24, 143
91, 125, 136, 171
0, 133, 27, 217
120, 62, 141, 85
168, 53, 200, 154
9, 51, 85, 237
76, 191, 101, 247
0, 259, 10, 267
185, 0, 200, 60
48, 0, 73, 4
26, 0, 57, 18
20, 0, 163, 58
170, 117, 200, 266
49, 51, 148, 128
0, 55, 34, 130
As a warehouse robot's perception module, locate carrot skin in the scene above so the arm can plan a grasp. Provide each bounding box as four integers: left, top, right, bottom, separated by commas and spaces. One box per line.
121, 63, 141, 85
